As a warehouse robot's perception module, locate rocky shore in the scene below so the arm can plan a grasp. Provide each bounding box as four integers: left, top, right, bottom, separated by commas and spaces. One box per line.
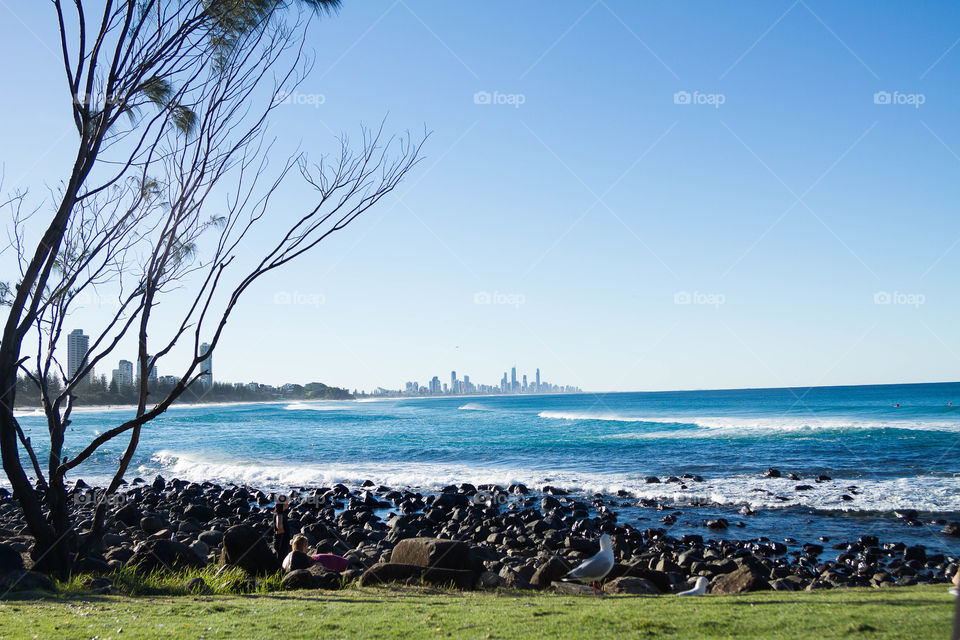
0, 473, 956, 595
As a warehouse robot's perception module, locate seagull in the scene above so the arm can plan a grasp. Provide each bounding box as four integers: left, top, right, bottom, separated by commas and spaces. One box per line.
563, 534, 614, 595
677, 576, 709, 596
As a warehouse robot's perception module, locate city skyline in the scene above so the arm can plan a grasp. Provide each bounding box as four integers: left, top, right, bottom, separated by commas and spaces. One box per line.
397, 366, 580, 397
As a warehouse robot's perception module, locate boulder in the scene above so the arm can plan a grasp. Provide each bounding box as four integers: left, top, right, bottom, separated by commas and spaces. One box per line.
942, 522, 960, 537
185, 577, 212, 594
358, 562, 474, 589
711, 565, 770, 594
390, 537, 471, 571
184, 504, 216, 524
126, 539, 205, 573
0, 543, 24, 573
140, 515, 166, 535
113, 502, 142, 527
220, 524, 280, 575
605, 576, 660, 594
282, 569, 319, 590
530, 557, 569, 588
478, 570, 503, 589
198, 529, 224, 546
0, 570, 53, 591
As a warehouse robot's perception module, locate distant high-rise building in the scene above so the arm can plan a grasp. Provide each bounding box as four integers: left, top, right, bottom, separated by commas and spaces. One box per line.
199, 343, 213, 387
67, 329, 90, 382
522, 374, 527, 393
451, 371, 457, 394
501, 372, 508, 393
463, 375, 471, 393
116, 360, 134, 387
511, 367, 517, 393
536, 368, 541, 393
430, 376, 441, 394
136, 355, 157, 383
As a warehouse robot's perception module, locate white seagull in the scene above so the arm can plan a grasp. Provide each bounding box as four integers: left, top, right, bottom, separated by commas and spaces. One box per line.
563, 534, 615, 595
677, 576, 709, 596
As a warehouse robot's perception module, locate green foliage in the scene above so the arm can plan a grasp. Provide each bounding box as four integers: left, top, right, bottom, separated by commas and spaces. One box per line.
54, 566, 284, 597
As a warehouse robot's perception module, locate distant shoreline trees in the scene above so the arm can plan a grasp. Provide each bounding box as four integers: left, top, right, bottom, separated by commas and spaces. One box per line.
13, 376, 352, 407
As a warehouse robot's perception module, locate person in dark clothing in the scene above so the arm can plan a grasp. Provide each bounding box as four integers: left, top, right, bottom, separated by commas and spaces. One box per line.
273, 499, 291, 560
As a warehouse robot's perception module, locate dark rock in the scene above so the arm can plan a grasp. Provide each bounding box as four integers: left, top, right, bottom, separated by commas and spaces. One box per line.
183, 504, 215, 524
706, 519, 729, 530
140, 515, 166, 535
0, 570, 53, 591
359, 562, 474, 589
282, 569, 319, 590
794, 485, 814, 491
113, 502, 142, 527
198, 530, 224, 546
530, 557, 569, 588
220, 524, 280, 575
185, 577, 212, 594
390, 537, 471, 571
152, 475, 166, 492
606, 576, 660, 594
763, 468, 781, 478
711, 565, 770, 594
126, 539, 205, 573
942, 522, 960, 537
0, 543, 24, 573
644, 476, 661, 484
478, 570, 503, 589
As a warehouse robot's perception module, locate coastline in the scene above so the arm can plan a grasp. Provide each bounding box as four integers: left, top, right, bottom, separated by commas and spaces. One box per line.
1, 474, 953, 596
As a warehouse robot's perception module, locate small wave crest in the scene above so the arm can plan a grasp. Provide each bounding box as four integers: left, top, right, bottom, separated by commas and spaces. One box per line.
459, 403, 493, 411
539, 411, 960, 436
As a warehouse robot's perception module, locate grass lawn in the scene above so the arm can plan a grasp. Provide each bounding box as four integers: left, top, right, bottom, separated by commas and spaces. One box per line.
0, 584, 952, 639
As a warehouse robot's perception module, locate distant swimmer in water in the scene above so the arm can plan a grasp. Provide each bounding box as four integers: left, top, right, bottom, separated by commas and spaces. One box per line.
894, 403, 900, 407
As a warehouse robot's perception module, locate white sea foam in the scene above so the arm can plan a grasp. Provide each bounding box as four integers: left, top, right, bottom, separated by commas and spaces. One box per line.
458, 403, 493, 411
284, 402, 349, 412
540, 411, 960, 436
146, 450, 960, 513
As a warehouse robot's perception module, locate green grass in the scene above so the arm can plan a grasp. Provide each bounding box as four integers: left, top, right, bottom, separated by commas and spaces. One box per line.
54, 566, 285, 596
0, 584, 952, 639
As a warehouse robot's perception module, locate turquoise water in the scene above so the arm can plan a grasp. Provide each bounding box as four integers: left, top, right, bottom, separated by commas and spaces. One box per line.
10, 381, 960, 551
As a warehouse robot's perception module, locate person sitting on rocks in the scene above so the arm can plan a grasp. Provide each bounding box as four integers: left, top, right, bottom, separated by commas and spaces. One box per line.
282, 534, 350, 573
273, 499, 291, 561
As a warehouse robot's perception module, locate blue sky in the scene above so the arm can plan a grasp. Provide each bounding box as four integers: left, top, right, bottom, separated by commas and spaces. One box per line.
1, 1, 958, 392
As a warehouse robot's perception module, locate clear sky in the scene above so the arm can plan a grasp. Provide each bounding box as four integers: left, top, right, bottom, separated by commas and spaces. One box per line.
1, 1, 958, 393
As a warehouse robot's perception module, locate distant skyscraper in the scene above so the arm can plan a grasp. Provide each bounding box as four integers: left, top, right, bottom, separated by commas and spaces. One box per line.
522, 374, 527, 392
137, 355, 157, 383
430, 376, 441, 394
511, 367, 517, 393
451, 371, 457, 394
536, 368, 541, 393
67, 329, 90, 382
501, 372, 508, 393
117, 360, 134, 387
199, 343, 213, 387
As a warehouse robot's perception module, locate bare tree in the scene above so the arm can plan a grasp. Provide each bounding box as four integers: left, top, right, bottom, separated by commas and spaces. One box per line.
0, 0, 425, 575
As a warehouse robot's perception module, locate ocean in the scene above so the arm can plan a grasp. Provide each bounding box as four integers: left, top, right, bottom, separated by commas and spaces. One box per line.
9, 381, 960, 553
